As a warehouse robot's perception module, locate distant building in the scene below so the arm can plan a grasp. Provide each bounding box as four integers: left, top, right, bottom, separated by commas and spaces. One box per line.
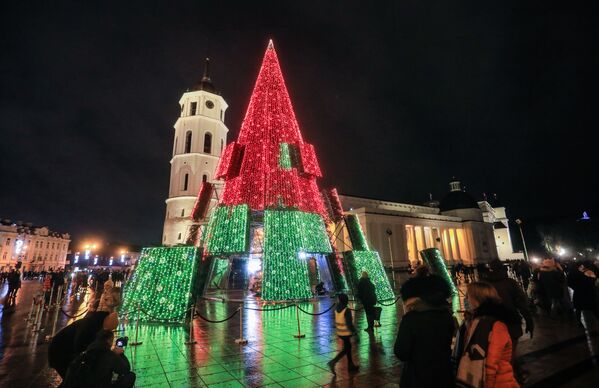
337, 179, 523, 267
162, 59, 229, 245
0, 219, 70, 271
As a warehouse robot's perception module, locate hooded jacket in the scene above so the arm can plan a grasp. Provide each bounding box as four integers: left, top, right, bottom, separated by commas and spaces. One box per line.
457, 302, 520, 388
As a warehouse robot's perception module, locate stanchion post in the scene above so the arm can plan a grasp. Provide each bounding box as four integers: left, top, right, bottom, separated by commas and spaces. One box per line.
45, 302, 61, 342
235, 304, 248, 345
47, 287, 54, 310
130, 302, 143, 346
293, 305, 305, 339
33, 297, 45, 332
185, 304, 197, 345
25, 296, 36, 322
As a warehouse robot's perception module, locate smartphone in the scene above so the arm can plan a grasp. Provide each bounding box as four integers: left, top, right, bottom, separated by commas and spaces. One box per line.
116, 336, 129, 348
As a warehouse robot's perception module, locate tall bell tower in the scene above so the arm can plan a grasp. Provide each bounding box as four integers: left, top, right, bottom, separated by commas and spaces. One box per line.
162, 59, 229, 246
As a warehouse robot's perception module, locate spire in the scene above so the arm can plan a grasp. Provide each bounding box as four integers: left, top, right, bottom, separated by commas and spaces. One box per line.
267, 39, 275, 50
194, 57, 216, 93
202, 57, 211, 81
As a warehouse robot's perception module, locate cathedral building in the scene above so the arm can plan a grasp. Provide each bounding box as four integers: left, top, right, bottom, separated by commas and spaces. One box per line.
337, 179, 523, 268
163, 60, 229, 246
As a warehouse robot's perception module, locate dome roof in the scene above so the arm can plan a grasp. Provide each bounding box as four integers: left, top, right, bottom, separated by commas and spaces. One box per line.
439, 190, 480, 211
439, 179, 480, 212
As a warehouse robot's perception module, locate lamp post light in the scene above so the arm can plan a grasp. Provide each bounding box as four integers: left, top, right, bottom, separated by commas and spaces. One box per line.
386, 228, 396, 288
515, 219, 529, 262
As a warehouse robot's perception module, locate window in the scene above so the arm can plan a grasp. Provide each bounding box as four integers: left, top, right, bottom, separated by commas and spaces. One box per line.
52, 243, 55, 249
220, 109, 223, 120
46, 242, 50, 249
173, 136, 178, 156
35, 241, 39, 248
5, 238, 10, 246
182, 173, 189, 191
181, 209, 185, 217
2, 252, 6, 260
202, 174, 207, 183
180, 104, 185, 116
204, 132, 212, 153
220, 139, 224, 154
178, 233, 182, 240
190, 101, 197, 115
185, 131, 192, 153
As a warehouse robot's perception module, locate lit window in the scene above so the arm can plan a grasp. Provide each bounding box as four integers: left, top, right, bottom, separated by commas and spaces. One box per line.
185, 131, 192, 153
190, 102, 197, 115
204, 132, 212, 153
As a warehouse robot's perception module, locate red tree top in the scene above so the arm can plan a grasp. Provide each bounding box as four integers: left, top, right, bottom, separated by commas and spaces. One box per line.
215, 40, 326, 216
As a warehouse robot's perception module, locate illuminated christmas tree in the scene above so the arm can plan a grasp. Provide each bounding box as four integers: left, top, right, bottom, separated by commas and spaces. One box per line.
202, 40, 332, 300
200, 40, 393, 301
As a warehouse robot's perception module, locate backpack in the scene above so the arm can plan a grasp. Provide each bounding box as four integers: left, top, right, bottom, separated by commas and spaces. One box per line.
62, 349, 104, 388
455, 317, 496, 388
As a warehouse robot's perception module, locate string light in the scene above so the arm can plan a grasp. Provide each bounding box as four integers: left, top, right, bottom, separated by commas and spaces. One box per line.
204, 205, 249, 254
346, 214, 369, 250
122, 247, 198, 321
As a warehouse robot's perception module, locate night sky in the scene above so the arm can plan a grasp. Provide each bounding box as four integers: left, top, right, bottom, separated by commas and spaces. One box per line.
1, 2, 596, 248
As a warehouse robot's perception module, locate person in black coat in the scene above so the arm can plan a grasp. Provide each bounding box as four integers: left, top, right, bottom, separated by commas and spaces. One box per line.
48, 311, 119, 379
63, 329, 135, 388
567, 261, 599, 325
356, 271, 377, 332
394, 275, 456, 388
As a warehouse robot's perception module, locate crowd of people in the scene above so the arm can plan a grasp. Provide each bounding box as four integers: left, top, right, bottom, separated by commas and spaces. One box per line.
327, 256, 599, 388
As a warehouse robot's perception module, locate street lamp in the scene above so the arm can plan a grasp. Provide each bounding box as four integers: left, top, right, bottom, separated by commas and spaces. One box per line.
386, 228, 396, 288
515, 219, 530, 262
120, 250, 126, 263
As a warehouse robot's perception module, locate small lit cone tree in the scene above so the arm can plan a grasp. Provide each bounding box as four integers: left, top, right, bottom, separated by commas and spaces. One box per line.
204, 40, 333, 300
343, 215, 395, 301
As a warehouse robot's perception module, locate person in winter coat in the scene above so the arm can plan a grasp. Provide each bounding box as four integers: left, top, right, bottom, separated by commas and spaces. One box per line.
328, 293, 359, 374
63, 329, 135, 388
356, 272, 377, 332
484, 260, 534, 383
394, 275, 456, 388
567, 261, 599, 325
456, 281, 520, 388
48, 310, 120, 380
537, 259, 568, 316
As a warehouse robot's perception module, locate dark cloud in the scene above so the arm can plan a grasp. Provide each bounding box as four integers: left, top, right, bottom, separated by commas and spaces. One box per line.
1, 1, 596, 247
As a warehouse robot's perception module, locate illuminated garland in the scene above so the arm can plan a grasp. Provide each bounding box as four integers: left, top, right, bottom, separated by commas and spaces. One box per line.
205, 205, 249, 254
262, 251, 312, 300
279, 143, 292, 170
122, 247, 198, 322
263, 210, 332, 254
344, 250, 395, 301
342, 214, 395, 301
346, 214, 369, 250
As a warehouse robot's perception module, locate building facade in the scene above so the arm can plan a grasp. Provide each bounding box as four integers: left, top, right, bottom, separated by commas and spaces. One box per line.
336, 179, 522, 267
0, 220, 70, 271
163, 59, 229, 245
